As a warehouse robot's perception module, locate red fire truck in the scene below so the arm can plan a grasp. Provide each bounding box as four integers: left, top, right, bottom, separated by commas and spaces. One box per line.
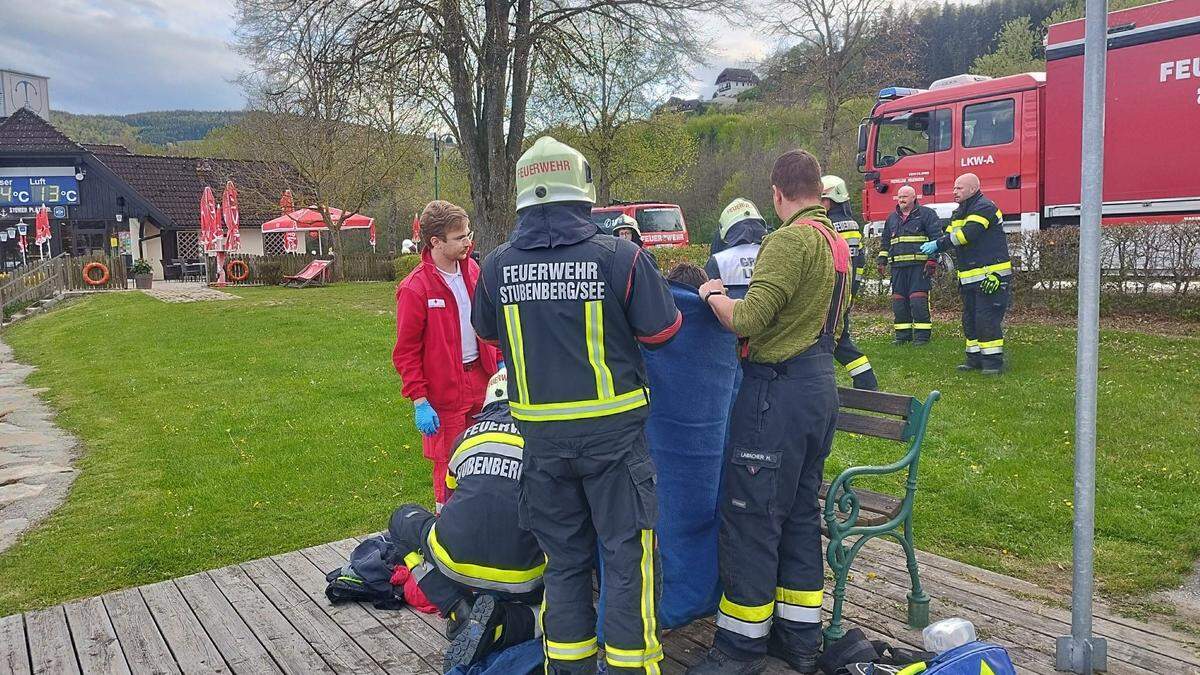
857, 0, 1200, 233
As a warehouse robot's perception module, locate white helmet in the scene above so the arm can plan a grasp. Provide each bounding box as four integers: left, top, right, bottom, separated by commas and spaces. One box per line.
484, 367, 508, 407
821, 175, 851, 203
515, 137, 596, 210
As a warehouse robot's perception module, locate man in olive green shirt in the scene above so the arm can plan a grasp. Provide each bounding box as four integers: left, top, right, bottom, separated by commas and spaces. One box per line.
690, 150, 847, 675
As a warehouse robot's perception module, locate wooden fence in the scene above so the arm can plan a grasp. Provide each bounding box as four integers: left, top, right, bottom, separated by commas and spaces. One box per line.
209, 253, 397, 285
0, 255, 69, 317
64, 254, 129, 291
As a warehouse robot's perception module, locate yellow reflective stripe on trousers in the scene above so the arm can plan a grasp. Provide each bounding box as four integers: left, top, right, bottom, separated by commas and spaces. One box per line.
979, 338, 1004, 354
912, 322, 933, 329
604, 528, 663, 673
894, 235, 929, 243
958, 260, 1013, 283
965, 339, 980, 353
716, 595, 773, 638
503, 305, 530, 403
775, 588, 822, 623
843, 355, 871, 377
895, 323, 914, 330
509, 389, 648, 422
585, 300, 615, 400
546, 636, 598, 661
427, 524, 545, 590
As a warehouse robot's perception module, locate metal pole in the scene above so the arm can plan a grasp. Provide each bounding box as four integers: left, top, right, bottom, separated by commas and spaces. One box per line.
1056, 0, 1109, 670
433, 136, 442, 201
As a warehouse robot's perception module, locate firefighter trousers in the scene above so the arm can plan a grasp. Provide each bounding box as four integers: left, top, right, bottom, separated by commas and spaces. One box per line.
714, 341, 839, 661
959, 280, 1010, 370
388, 504, 541, 646
519, 425, 662, 674
833, 274, 878, 390
890, 266, 933, 343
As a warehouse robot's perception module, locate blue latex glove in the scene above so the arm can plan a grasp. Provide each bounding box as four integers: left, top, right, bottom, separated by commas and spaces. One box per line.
920, 241, 939, 256
414, 400, 440, 436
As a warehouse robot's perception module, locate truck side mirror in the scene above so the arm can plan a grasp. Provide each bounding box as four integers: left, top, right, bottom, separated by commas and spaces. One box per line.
856, 151, 866, 171
857, 123, 868, 153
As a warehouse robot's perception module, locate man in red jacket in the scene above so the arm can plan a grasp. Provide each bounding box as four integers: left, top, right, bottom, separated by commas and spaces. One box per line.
394, 200, 500, 512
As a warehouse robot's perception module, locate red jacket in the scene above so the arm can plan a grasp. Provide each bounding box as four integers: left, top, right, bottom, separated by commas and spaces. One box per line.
393, 251, 500, 410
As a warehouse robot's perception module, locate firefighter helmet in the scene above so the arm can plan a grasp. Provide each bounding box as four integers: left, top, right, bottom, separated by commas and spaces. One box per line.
719, 198, 763, 239
484, 367, 509, 407
515, 137, 596, 210
821, 175, 851, 203
612, 214, 640, 236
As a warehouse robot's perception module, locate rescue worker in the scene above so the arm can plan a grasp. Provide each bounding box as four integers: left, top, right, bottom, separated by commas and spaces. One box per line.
820, 175, 878, 391
388, 368, 545, 672
920, 173, 1012, 374
394, 200, 500, 513
705, 198, 767, 300
692, 150, 848, 675
877, 185, 942, 345
613, 214, 658, 267
471, 136, 682, 674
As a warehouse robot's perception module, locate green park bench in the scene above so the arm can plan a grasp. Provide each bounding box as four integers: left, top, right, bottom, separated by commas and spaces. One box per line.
819, 387, 941, 644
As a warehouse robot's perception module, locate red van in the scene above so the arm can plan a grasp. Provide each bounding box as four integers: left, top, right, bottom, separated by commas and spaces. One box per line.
590, 202, 690, 247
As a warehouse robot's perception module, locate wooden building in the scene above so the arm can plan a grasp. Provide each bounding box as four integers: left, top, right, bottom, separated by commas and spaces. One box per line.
0, 108, 288, 280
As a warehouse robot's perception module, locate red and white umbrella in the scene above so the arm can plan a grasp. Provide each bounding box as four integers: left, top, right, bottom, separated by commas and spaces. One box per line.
221, 180, 241, 252
34, 205, 51, 245
369, 221, 377, 251
279, 190, 299, 253
261, 207, 374, 232
200, 186, 220, 252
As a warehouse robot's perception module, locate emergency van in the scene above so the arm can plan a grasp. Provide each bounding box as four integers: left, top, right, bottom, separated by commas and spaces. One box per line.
591, 202, 691, 247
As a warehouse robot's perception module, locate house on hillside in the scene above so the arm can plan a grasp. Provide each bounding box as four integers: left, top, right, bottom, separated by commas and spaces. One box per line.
712, 68, 760, 104
0, 108, 295, 280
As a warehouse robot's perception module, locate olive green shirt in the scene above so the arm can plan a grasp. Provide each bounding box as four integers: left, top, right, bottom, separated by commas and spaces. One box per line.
731, 205, 845, 364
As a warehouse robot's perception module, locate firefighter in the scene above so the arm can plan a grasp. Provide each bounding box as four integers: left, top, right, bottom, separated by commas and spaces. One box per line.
612, 214, 644, 246
704, 198, 768, 299
388, 368, 544, 672
920, 173, 1012, 374
692, 150, 848, 675
820, 175, 878, 391
878, 185, 942, 345
472, 136, 682, 675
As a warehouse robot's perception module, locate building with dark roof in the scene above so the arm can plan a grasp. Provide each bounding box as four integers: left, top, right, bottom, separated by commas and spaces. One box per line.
0, 108, 291, 279
712, 68, 760, 104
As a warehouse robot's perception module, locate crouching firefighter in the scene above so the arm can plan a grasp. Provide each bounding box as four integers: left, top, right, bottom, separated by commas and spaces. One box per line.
694, 150, 848, 675
472, 136, 682, 674
388, 368, 546, 672
878, 185, 942, 345
920, 173, 1012, 374
821, 175, 877, 390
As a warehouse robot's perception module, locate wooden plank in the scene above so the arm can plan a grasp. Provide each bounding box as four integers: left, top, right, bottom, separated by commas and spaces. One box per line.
299, 543, 446, 668
239, 557, 386, 674
64, 597, 131, 675
335, 537, 451, 645
270, 549, 429, 674
836, 411, 908, 441
838, 387, 916, 417
0, 613, 32, 675
26, 605, 82, 675
205, 565, 332, 674
138, 582, 227, 674
173, 574, 281, 674
101, 589, 180, 675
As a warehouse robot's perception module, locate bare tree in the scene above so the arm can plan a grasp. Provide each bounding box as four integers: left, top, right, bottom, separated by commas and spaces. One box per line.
233, 0, 426, 277
766, 0, 921, 168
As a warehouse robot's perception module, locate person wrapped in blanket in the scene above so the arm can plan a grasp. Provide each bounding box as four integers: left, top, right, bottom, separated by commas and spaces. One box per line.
388, 367, 545, 672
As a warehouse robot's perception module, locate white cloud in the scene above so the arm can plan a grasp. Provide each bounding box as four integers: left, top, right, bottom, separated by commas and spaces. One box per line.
0, 0, 246, 114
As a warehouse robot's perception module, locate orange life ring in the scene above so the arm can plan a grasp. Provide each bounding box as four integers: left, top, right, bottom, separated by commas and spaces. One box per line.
82, 262, 110, 286
226, 259, 250, 282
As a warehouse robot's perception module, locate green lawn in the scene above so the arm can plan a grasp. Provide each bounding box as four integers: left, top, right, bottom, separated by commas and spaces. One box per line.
0, 284, 1197, 616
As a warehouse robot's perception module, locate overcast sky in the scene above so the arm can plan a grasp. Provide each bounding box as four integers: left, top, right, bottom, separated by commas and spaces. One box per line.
1, 0, 778, 115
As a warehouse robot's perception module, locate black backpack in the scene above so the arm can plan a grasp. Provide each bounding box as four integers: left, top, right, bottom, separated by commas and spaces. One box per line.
324, 535, 404, 608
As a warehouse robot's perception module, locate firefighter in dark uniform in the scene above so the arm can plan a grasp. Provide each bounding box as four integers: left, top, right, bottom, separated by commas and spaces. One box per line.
472, 137, 682, 675
388, 368, 545, 672
921, 173, 1012, 374
877, 184, 943, 345
691, 150, 848, 675
820, 175, 878, 390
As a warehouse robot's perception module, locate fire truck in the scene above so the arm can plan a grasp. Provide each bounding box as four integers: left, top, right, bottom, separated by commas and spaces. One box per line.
857, 0, 1200, 233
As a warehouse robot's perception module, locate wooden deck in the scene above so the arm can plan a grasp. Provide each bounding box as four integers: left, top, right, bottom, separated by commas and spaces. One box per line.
2, 535, 1198, 675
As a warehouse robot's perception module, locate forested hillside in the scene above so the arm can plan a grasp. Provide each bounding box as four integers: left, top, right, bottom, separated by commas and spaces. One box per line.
50, 110, 244, 151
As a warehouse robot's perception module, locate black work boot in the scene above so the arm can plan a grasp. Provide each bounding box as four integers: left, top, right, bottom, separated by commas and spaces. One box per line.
685, 648, 766, 675
957, 356, 982, 371
444, 597, 474, 642
767, 633, 819, 674
443, 595, 505, 672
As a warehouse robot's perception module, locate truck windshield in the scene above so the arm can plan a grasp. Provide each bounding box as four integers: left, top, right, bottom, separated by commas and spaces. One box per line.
636, 207, 685, 232
590, 211, 620, 234
873, 109, 951, 167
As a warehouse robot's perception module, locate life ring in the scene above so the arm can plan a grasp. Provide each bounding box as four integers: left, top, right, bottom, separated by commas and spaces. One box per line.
82, 262, 110, 286
226, 259, 250, 282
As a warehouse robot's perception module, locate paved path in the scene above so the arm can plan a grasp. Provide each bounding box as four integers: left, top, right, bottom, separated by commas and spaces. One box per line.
0, 340, 79, 554
141, 282, 240, 303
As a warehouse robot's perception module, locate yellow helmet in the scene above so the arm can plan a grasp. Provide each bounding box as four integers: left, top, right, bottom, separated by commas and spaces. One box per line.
719, 198, 763, 239
821, 175, 850, 203
515, 137, 596, 210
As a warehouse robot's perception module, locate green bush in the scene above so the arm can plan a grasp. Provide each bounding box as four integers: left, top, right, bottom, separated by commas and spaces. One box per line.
654, 245, 709, 274
394, 255, 421, 280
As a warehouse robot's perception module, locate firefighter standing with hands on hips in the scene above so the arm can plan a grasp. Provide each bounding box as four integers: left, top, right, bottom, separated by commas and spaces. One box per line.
920, 173, 1012, 374
878, 184, 942, 345
472, 137, 681, 675
692, 150, 849, 675
820, 175, 878, 390
393, 201, 500, 513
